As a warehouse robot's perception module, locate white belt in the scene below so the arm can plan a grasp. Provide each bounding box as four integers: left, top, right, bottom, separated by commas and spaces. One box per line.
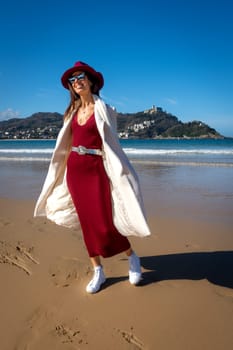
72, 145, 103, 156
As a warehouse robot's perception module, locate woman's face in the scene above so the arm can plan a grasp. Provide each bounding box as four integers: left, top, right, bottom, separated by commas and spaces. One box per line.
69, 71, 92, 95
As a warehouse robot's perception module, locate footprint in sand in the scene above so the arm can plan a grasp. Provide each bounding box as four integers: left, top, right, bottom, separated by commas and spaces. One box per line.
15, 306, 88, 349
0, 241, 39, 275
116, 327, 145, 349
49, 257, 85, 287
0, 218, 11, 227
54, 323, 88, 346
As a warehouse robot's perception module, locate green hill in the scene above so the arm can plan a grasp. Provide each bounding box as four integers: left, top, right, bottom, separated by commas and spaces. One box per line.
117, 108, 222, 139
0, 108, 223, 139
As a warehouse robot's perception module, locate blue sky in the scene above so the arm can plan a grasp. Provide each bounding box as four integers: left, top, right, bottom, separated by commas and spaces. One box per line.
0, 0, 232, 136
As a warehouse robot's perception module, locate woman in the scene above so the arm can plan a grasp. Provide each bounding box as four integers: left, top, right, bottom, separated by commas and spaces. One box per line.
34, 61, 151, 293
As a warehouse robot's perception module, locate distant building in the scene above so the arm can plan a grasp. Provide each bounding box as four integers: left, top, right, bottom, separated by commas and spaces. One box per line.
144, 105, 162, 114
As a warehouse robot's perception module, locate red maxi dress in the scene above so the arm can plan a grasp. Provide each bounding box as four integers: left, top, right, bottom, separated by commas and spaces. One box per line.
66, 113, 131, 258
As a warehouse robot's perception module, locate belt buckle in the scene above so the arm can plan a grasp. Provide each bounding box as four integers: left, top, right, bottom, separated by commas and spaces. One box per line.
77, 146, 87, 155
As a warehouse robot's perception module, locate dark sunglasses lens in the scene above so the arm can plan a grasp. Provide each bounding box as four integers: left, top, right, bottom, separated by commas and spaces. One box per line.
77, 73, 85, 80
68, 73, 85, 83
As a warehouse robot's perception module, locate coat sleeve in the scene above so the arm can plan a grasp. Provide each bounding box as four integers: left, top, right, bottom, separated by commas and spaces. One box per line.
94, 97, 151, 237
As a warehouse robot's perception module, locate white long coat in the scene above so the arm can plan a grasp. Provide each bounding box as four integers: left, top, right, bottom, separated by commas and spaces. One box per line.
34, 95, 151, 237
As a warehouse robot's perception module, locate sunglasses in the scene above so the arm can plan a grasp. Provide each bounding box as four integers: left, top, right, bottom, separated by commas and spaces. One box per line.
68, 72, 86, 84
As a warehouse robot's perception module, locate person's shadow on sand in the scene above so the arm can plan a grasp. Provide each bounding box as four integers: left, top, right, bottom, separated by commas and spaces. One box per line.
140, 251, 233, 289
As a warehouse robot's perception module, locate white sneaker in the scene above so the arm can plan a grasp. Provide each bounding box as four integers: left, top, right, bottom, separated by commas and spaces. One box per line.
129, 252, 142, 285
86, 266, 106, 293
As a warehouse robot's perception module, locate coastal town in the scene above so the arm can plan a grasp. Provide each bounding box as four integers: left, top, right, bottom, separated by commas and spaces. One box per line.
0, 106, 223, 139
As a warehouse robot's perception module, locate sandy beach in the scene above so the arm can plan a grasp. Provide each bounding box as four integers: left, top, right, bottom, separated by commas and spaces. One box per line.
0, 162, 233, 349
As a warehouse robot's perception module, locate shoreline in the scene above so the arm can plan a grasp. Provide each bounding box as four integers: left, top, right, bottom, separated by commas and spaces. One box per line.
1, 157, 233, 167
1, 161, 233, 218
0, 136, 232, 141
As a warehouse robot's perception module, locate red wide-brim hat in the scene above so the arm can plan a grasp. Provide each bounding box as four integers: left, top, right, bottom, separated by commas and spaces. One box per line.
61, 61, 104, 90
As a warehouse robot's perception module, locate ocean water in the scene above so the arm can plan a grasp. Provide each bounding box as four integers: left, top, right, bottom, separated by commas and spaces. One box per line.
0, 138, 233, 218
0, 138, 233, 166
